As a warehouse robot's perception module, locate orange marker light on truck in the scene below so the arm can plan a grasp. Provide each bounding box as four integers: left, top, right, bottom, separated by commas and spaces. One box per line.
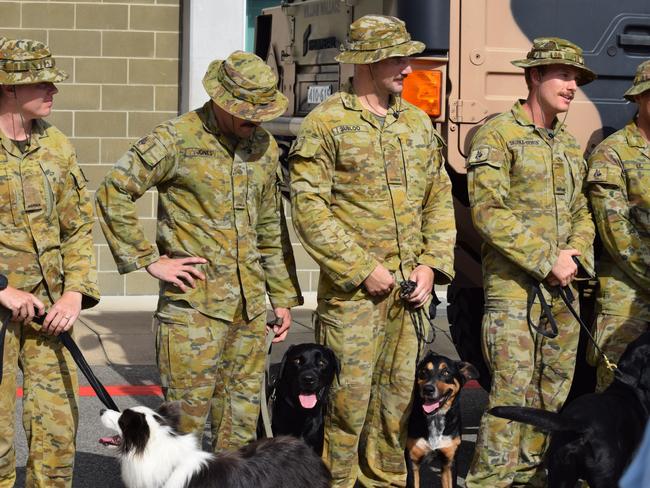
402, 70, 442, 117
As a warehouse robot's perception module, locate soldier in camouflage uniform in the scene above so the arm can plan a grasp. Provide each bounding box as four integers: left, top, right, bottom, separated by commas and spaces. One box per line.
95, 51, 303, 451
586, 60, 650, 391
464, 38, 596, 488
290, 16, 456, 487
0, 38, 100, 488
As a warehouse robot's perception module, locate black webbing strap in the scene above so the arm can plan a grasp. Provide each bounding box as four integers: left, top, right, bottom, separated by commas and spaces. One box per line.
0, 312, 9, 383
0, 312, 120, 410
399, 280, 438, 363
59, 331, 120, 412
557, 286, 616, 372
527, 283, 559, 339
260, 320, 278, 439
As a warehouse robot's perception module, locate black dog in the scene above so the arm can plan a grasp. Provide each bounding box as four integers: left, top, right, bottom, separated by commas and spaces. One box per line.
491, 331, 650, 488
407, 352, 479, 488
270, 343, 339, 455
101, 402, 331, 488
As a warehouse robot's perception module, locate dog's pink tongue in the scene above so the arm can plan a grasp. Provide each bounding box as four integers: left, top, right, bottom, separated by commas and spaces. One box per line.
299, 394, 318, 409
99, 435, 121, 446
423, 401, 441, 414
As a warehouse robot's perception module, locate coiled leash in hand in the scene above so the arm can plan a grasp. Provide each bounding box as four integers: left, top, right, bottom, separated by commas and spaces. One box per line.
399, 280, 439, 362
527, 281, 617, 373
0, 309, 120, 411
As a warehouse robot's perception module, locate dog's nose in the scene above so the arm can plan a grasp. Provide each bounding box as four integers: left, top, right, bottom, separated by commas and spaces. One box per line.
100, 408, 106, 415
422, 384, 436, 396
302, 374, 317, 386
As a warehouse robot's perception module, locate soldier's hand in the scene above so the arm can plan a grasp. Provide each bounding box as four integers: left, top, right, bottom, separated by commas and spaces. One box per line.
547, 249, 580, 287
42, 291, 82, 335
363, 264, 395, 296
268, 307, 292, 343
406, 265, 434, 308
146, 255, 207, 292
0, 286, 45, 324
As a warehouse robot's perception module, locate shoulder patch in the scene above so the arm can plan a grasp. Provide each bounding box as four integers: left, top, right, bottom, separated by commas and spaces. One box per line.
289, 136, 321, 159
331, 125, 369, 136
586, 166, 622, 187
133, 134, 167, 167
468, 147, 490, 163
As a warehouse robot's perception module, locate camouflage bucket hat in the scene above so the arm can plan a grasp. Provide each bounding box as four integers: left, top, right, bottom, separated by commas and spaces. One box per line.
335, 15, 425, 64
202, 51, 288, 123
624, 60, 650, 101
0, 37, 68, 85
511, 37, 596, 86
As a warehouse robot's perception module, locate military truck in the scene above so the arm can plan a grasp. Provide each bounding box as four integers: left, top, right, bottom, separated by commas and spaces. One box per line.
255, 0, 650, 391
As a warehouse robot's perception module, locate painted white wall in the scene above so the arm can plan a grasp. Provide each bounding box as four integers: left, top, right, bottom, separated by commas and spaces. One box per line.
181, 0, 247, 112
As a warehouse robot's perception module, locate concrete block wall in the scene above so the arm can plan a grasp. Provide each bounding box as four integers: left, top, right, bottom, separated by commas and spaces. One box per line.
1, 0, 320, 297
1, 0, 180, 295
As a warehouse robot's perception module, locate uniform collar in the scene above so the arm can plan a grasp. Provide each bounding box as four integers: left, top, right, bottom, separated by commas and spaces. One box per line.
511, 99, 566, 135
340, 80, 407, 128
197, 100, 259, 155
624, 118, 650, 149
0, 118, 46, 157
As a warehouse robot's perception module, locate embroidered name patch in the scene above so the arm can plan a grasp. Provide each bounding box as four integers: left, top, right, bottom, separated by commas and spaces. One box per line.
183, 148, 216, 157
508, 139, 542, 147
331, 125, 368, 136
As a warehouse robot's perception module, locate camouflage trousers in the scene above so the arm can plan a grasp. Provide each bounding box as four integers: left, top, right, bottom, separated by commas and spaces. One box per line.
316, 287, 418, 488
588, 313, 650, 392
154, 298, 267, 452
0, 308, 79, 488
466, 295, 580, 488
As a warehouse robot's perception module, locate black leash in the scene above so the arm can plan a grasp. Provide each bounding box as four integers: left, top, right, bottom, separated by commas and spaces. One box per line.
0, 309, 120, 411
556, 286, 616, 372
59, 330, 120, 411
0, 312, 9, 384
526, 279, 616, 372
399, 280, 438, 362
527, 283, 559, 339
260, 317, 283, 439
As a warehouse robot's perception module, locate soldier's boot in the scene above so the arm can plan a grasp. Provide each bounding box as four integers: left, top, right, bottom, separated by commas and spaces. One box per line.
21, 324, 79, 488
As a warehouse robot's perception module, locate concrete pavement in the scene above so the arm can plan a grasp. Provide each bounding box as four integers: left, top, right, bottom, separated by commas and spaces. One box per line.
75, 289, 460, 367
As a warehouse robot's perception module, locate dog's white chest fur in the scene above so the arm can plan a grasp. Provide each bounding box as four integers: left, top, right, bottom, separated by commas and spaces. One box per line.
424, 413, 454, 451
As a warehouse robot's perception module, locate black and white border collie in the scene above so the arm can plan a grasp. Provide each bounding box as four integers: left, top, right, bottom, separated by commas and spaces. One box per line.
100, 402, 331, 488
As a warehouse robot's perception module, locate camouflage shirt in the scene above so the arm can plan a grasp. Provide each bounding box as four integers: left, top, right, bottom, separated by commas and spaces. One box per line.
289, 83, 456, 299
95, 102, 303, 321
587, 120, 650, 320
467, 100, 595, 300
0, 119, 99, 307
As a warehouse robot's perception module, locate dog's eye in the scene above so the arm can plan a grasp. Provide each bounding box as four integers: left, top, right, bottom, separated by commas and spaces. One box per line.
318, 360, 326, 367
293, 358, 302, 365
417, 370, 428, 380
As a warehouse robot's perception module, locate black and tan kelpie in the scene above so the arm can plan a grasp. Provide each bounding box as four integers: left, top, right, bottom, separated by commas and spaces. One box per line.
407, 352, 479, 488
491, 331, 650, 488
270, 343, 340, 455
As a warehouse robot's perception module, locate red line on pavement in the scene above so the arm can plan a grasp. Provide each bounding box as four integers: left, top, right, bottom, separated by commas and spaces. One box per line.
16, 385, 163, 398
16, 382, 479, 398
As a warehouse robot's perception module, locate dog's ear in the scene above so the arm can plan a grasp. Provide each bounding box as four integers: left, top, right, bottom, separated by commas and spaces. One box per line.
156, 402, 182, 430
457, 361, 479, 384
